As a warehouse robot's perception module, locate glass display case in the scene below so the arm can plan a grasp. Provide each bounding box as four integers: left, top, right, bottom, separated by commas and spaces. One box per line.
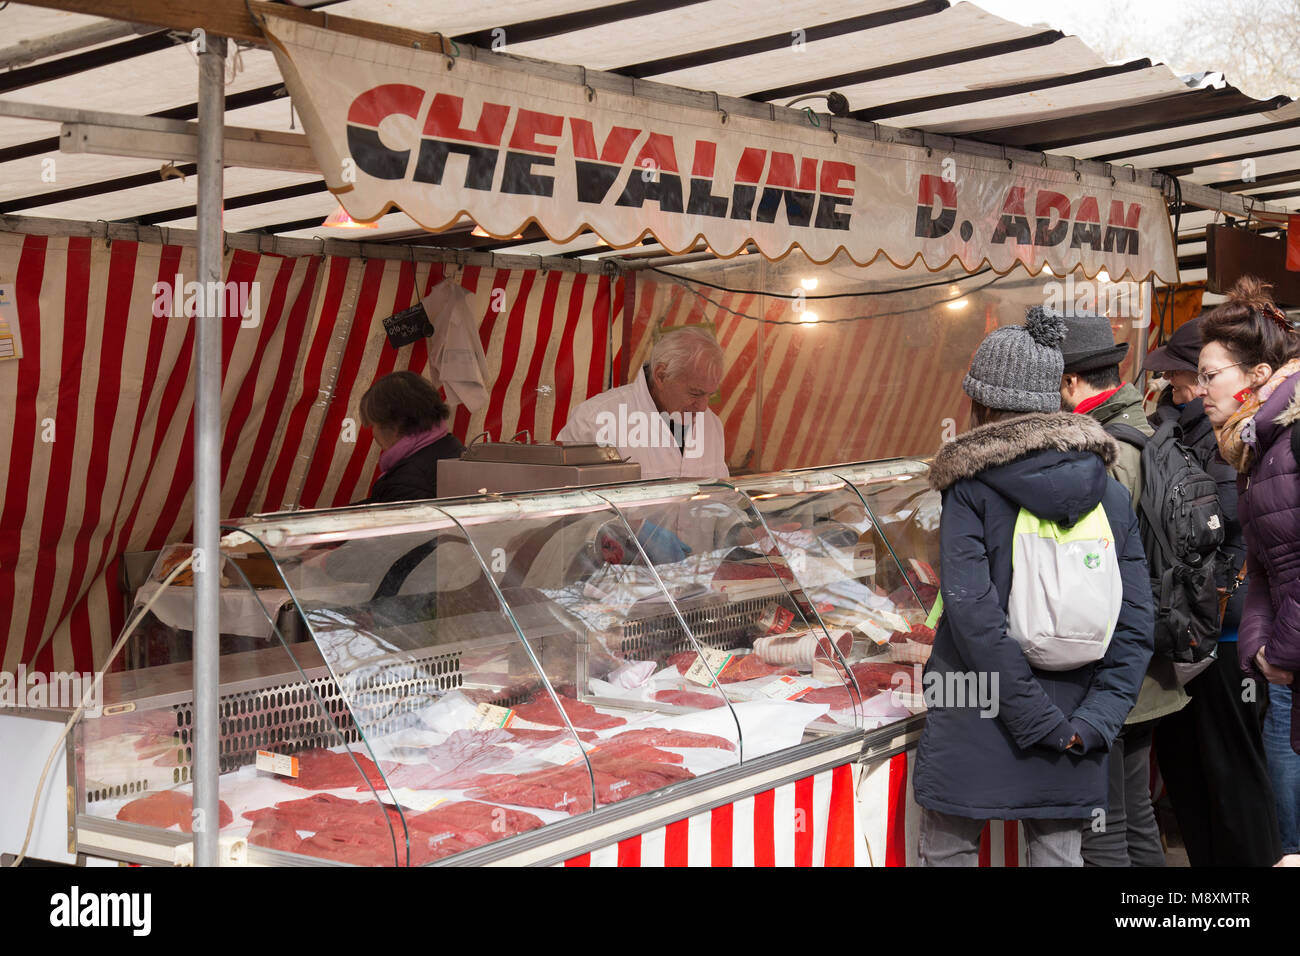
70, 460, 939, 866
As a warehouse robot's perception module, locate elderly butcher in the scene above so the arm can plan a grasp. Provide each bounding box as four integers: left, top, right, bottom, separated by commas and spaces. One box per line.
558, 325, 729, 480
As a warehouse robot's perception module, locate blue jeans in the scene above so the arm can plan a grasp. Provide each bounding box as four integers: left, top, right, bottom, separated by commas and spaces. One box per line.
1264, 684, 1300, 854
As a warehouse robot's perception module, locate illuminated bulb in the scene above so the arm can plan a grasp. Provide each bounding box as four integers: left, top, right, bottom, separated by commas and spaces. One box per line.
800, 310, 819, 324
470, 225, 524, 240
801, 277, 819, 290
946, 298, 969, 311
322, 205, 377, 229
1097, 270, 1111, 283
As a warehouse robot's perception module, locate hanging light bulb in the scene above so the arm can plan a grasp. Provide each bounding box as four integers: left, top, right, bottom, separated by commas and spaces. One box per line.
322, 204, 377, 229
800, 277, 819, 290
800, 310, 820, 324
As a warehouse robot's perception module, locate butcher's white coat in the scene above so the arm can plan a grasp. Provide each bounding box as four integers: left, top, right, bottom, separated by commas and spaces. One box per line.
556, 368, 729, 481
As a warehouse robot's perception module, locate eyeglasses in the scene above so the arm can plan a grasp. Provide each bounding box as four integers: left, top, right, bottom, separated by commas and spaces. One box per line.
1196, 362, 1246, 387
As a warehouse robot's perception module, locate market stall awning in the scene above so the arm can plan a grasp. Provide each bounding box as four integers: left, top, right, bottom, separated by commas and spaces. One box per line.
0, 0, 1296, 282
263, 12, 1177, 281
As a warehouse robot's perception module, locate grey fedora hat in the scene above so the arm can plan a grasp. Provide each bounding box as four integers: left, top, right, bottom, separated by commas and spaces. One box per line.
1060, 312, 1129, 373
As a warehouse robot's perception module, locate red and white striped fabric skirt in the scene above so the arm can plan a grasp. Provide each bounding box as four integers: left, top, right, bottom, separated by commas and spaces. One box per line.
562, 763, 864, 866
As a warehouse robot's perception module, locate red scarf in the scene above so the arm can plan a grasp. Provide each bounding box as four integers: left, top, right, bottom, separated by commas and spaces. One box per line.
1072, 385, 1122, 417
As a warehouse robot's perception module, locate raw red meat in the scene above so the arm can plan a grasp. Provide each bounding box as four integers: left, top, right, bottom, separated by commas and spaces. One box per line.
592, 742, 685, 765
468, 765, 604, 815
243, 793, 389, 831
712, 560, 794, 582
299, 824, 407, 867
117, 790, 233, 832
653, 689, 726, 710
667, 651, 698, 675
851, 661, 918, 692
667, 650, 795, 683
502, 727, 599, 743
605, 727, 736, 752
374, 730, 515, 791
510, 694, 626, 731
591, 753, 693, 805
469, 753, 695, 815
246, 815, 304, 855
799, 686, 858, 709
243, 794, 542, 865
394, 801, 544, 865
282, 748, 388, 791
717, 654, 798, 683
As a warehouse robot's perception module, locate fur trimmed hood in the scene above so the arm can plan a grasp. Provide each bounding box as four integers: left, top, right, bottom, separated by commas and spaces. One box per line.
928, 412, 1119, 492
1275, 377, 1300, 429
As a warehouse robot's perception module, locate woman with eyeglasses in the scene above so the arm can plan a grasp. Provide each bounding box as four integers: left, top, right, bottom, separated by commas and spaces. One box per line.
1198, 276, 1300, 864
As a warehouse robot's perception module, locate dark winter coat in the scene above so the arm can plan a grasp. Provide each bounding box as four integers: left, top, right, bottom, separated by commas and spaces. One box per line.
914, 413, 1154, 819
362, 434, 464, 504
1150, 391, 1246, 632
1236, 372, 1300, 754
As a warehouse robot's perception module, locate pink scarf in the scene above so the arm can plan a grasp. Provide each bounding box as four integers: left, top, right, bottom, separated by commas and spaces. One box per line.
378, 423, 450, 474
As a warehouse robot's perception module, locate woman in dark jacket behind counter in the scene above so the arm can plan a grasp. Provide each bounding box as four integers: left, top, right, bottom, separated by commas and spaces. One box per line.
1198, 277, 1300, 860
1144, 316, 1282, 867
357, 370, 464, 504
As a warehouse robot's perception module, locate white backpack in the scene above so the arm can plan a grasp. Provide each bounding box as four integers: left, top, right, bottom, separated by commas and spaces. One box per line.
1007, 504, 1123, 671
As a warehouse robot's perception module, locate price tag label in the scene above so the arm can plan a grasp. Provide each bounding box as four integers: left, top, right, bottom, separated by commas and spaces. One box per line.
255, 750, 299, 778
857, 619, 893, 645
379, 789, 448, 812
909, 558, 939, 586
876, 609, 910, 633
758, 676, 818, 701
470, 702, 516, 730
534, 738, 594, 765
684, 647, 735, 686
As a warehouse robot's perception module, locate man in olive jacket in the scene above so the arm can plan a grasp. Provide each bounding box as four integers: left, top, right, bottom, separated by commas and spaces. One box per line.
1060, 312, 1186, 867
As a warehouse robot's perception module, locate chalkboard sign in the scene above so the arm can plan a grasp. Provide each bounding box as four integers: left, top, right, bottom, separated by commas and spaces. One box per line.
382, 302, 434, 348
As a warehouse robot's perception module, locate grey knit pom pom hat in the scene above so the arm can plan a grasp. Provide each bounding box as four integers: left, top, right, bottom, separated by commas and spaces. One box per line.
962, 306, 1068, 414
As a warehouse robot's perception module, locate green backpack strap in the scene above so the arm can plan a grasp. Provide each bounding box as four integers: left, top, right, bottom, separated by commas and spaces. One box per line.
924, 592, 943, 629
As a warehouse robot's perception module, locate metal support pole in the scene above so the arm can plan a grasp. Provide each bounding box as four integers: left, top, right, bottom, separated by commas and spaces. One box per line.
193, 30, 227, 869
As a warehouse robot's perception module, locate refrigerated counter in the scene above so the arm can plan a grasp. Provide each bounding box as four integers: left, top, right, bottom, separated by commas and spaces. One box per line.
40, 459, 942, 866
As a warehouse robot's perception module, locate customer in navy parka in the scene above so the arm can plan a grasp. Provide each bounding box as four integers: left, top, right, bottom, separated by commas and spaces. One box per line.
914, 307, 1153, 866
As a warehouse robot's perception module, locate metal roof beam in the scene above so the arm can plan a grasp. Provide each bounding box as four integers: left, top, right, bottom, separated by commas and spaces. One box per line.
985, 89, 1292, 152
457, 0, 713, 48
748, 28, 1061, 103
1096, 116, 1300, 163
1156, 143, 1300, 178
851, 59, 1153, 122
0, 17, 145, 70
0, 30, 178, 95
0, 212, 614, 274
0, 99, 317, 172
1200, 167, 1300, 193
618, 0, 950, 81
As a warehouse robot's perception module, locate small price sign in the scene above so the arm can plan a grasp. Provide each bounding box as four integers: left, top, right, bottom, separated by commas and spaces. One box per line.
470, 702, 516, 730
684, 647, 736, 687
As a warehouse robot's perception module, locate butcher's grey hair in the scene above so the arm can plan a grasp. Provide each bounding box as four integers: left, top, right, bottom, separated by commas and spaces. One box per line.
650, 326, 724, 381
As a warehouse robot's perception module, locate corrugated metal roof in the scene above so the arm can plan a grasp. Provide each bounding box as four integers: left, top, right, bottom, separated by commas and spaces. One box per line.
0, 0, 1294, 284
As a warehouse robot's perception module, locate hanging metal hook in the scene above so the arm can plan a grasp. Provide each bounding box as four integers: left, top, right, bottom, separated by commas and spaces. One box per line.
712, 91, 728, 125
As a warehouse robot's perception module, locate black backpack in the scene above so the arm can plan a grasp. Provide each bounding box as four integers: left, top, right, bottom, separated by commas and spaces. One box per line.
1106, 419, 1225, 682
